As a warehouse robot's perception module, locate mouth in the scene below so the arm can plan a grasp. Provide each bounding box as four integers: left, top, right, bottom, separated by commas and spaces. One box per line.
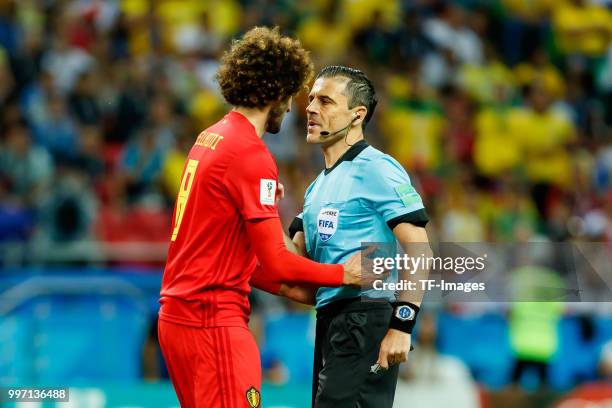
307, 119, 320, 130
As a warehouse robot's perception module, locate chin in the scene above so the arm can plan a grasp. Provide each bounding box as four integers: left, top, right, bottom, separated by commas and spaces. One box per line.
306, 132, 323, 144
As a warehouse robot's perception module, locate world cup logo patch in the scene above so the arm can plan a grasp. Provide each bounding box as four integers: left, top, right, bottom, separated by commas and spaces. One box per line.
317, 207, 339, 242
259, 179, 276, 205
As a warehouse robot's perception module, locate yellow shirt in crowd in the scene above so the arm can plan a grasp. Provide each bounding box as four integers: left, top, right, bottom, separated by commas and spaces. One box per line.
121, 0, 240, 54
514, 63, 566, 99
382, 106, 444, 170
459, 62, 515, 104
474, 107, 522, 177
553, 1, 612, 56
502, 0, 555, 20
511, 107, 575, 187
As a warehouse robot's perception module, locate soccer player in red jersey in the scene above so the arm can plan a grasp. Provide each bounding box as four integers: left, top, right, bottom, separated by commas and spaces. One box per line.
158, 27, 364, 408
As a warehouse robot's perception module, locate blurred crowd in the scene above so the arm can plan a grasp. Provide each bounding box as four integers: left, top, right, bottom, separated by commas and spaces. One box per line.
0, 0, 611, 258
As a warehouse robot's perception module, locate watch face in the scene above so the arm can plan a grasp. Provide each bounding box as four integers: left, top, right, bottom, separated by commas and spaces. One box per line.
396, 305, 415, 321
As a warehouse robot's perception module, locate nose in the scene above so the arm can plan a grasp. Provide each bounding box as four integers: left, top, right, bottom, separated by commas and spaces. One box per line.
306, 99, 318, 115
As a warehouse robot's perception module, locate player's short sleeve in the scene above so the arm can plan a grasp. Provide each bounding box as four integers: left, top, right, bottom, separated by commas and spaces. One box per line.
366, 156, 428, 229
224, 147, 279, 220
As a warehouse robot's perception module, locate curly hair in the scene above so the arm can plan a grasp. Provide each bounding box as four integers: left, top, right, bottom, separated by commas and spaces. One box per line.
216, 26, 314, 108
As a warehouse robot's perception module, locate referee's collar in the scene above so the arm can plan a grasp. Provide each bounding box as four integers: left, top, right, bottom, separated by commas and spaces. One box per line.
324, 140, 369, 175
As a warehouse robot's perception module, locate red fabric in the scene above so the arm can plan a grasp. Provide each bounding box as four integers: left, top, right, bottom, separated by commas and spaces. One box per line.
160, 111, 279, 328
158, 319, 261, 408
249, 264, 282, 295
245, 217, 344, 287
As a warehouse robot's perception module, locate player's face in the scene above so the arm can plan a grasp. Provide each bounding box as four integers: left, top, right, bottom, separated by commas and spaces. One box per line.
306, 77, 352, 144
265, 96, 292, 134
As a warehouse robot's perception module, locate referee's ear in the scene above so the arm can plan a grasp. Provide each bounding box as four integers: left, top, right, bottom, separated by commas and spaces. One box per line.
353, 106, 367, 129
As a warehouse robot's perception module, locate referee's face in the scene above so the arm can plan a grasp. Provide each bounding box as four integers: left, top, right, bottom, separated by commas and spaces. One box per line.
306, 76, 352, 144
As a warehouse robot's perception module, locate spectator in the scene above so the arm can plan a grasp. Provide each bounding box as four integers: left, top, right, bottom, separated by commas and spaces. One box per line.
511, 85, 576, 215
111, 58, 151, 143
68, 70, 101, 125
501, 0, 552, 65
473, 85, 521, 178
37, 169, 97, 243
393, 9, 435, 63
553, 0, 612, 58
119, 124, 165, 203
31, 92, 78, 165
0, 118, 53, 206
423, 4, 483, 65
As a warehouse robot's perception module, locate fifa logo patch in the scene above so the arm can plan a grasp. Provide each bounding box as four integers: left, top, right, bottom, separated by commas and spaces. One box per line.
246, 386, 261, 407
317, 208, 339, 242
260, 179, 276, 206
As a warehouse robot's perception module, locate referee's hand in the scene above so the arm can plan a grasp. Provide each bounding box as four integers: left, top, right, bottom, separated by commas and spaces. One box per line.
376, 329, 412, 370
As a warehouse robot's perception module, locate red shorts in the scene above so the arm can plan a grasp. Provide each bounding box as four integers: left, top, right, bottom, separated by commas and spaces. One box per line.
158, 319, 262, 408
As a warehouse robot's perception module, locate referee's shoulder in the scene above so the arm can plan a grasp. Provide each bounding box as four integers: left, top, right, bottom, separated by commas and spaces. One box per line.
359, 146, 406, 173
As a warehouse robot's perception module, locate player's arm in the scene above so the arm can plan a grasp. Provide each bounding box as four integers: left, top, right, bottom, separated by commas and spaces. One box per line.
245, 216, 363, 288
279, 231, 317, 305
249, 231, 316, 305
226, 150, 361, 291
249, 263, 316, 304
279, 219, 318, 304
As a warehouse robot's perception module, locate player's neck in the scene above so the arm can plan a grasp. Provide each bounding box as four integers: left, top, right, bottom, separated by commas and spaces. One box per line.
321, 131, 364, 169
232, 106, 270, 138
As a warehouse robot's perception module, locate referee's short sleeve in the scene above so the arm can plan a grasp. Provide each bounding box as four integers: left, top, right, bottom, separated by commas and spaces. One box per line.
288, 213, 303, 239
365, 156, 427, 227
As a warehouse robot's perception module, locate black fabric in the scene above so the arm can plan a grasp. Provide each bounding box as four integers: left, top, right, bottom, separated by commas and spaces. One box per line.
387, 208, 429, 230
389, 302, 420, 334
324, 140, 369, 175
312, 298, 399, 408
288, 217, 304, 239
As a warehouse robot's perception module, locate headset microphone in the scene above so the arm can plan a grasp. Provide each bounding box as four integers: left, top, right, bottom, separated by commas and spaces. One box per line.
320, 115, 360, 138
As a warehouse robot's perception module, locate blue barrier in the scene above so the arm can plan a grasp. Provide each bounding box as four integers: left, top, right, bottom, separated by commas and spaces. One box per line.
0, 269, 609, 391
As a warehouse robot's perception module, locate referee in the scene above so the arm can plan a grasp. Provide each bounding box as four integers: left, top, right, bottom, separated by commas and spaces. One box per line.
288, 66, 431, 408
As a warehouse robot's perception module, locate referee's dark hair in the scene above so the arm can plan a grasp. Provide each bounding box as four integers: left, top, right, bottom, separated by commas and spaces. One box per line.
316, 66, 378, 129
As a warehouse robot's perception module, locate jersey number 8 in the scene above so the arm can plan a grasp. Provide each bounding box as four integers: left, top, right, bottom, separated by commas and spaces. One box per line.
171, 159, 199, 241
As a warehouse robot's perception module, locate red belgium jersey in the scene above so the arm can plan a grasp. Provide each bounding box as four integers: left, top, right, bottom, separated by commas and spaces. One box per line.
159, 111, 279, 328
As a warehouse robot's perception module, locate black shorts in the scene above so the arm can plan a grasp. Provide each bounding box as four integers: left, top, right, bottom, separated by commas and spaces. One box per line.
312, 297, 399, 408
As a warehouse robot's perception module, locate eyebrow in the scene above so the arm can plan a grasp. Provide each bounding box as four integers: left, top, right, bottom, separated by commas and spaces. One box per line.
309, 94, 336, 104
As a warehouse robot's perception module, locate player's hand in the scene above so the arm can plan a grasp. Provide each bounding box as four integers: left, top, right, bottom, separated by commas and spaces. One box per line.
279, 284, 316, 305
341, 246, 376, 287
376, 329, 411, 370
275, 183, 285, 205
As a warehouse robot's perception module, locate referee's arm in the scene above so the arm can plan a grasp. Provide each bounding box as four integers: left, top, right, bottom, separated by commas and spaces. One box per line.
376, 221, 431, 370
391, 222, 431, 307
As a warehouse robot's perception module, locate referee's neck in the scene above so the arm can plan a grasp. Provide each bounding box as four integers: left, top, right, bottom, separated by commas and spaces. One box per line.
322, 134, 365, 170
